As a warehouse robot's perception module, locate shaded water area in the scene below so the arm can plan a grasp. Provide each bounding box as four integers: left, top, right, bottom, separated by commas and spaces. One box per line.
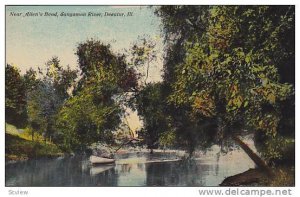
6, 150, 255, 186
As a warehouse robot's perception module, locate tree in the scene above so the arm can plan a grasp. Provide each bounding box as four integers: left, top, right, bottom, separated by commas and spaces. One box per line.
129, 35, 158, 85
26, 57, 77, 142
23, 68, 40, 140
55, 40, 138, 152
44, 57, 78, 100
154, 6, 210, 84
56, 84, 122, 152
23, 68, 39, 93
157, 6, 294, 174
135, 83, 170, 152
75, 39, 138, 92
27, 80, 63, 141
5, 64, 27, 127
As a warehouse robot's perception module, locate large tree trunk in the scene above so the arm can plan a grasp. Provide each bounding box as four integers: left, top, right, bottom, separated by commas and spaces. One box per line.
232, 135, 274, 177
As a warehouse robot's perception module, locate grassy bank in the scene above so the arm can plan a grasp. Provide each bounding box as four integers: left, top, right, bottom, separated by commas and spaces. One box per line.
5, 123, 63, 161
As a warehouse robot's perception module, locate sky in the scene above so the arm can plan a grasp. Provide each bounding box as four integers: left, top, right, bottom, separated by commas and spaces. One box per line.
6, 6, 163, 75
6, 5, 164, 133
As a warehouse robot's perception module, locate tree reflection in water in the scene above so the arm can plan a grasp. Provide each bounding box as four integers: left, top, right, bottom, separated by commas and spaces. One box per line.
6, 151, 254, 186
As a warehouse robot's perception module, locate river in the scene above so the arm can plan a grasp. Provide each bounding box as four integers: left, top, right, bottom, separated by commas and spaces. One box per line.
5, 148, 255, 186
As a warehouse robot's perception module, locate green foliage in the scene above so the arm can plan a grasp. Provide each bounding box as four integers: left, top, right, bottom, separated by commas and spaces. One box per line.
129, 35, 157, 85
26, 57, 78, 141
135, 83, 170, 148
5, 7, 294, 166
154, 6, 210, 83
5, 122, 45, 142
267, 167, 295, 186
76, 40, 116, 78
75, 39, 138, 92
5, 64, 27, 127
157, 5, 294, 160
6, 40, 139, 153
159, 130, 176, 148
130, 35, 157, 67
5, 133, 62, 161
45, 57, 78, 100
55, 40, 138, 152
26, 79, 60, 140
5, 123, 20, 135
23, 68, 39, 93
56, 84, 122, 152
263, 136, 294, 161
20, 127, 46, 142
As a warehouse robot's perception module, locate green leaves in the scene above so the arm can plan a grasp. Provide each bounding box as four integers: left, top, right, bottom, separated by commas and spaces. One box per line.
267, 92, 276, 104
54, 40, 139, 151
135, 83, 170, 147
161, 6, 294, 158
56, 84, 121, 151
5, 64, 27, 127
76, 40, 138, 93
192, 92, 216, 117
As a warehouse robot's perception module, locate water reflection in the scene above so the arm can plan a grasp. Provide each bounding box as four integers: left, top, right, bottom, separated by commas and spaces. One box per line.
5, 150, 254, 187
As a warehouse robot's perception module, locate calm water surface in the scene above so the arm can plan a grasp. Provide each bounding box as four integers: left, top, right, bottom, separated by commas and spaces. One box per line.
6, 150, 254, 186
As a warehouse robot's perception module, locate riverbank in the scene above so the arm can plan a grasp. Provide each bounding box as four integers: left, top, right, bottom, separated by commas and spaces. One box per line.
5, 133, 63, 162
220, 167, 295, 186
220, 168, 266, 186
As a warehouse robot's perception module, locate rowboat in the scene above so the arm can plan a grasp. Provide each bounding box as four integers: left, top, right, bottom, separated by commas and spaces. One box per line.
89, 155, 115, 165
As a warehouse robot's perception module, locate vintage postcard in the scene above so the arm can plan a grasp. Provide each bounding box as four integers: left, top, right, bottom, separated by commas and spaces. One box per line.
5, 4, 295, 191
